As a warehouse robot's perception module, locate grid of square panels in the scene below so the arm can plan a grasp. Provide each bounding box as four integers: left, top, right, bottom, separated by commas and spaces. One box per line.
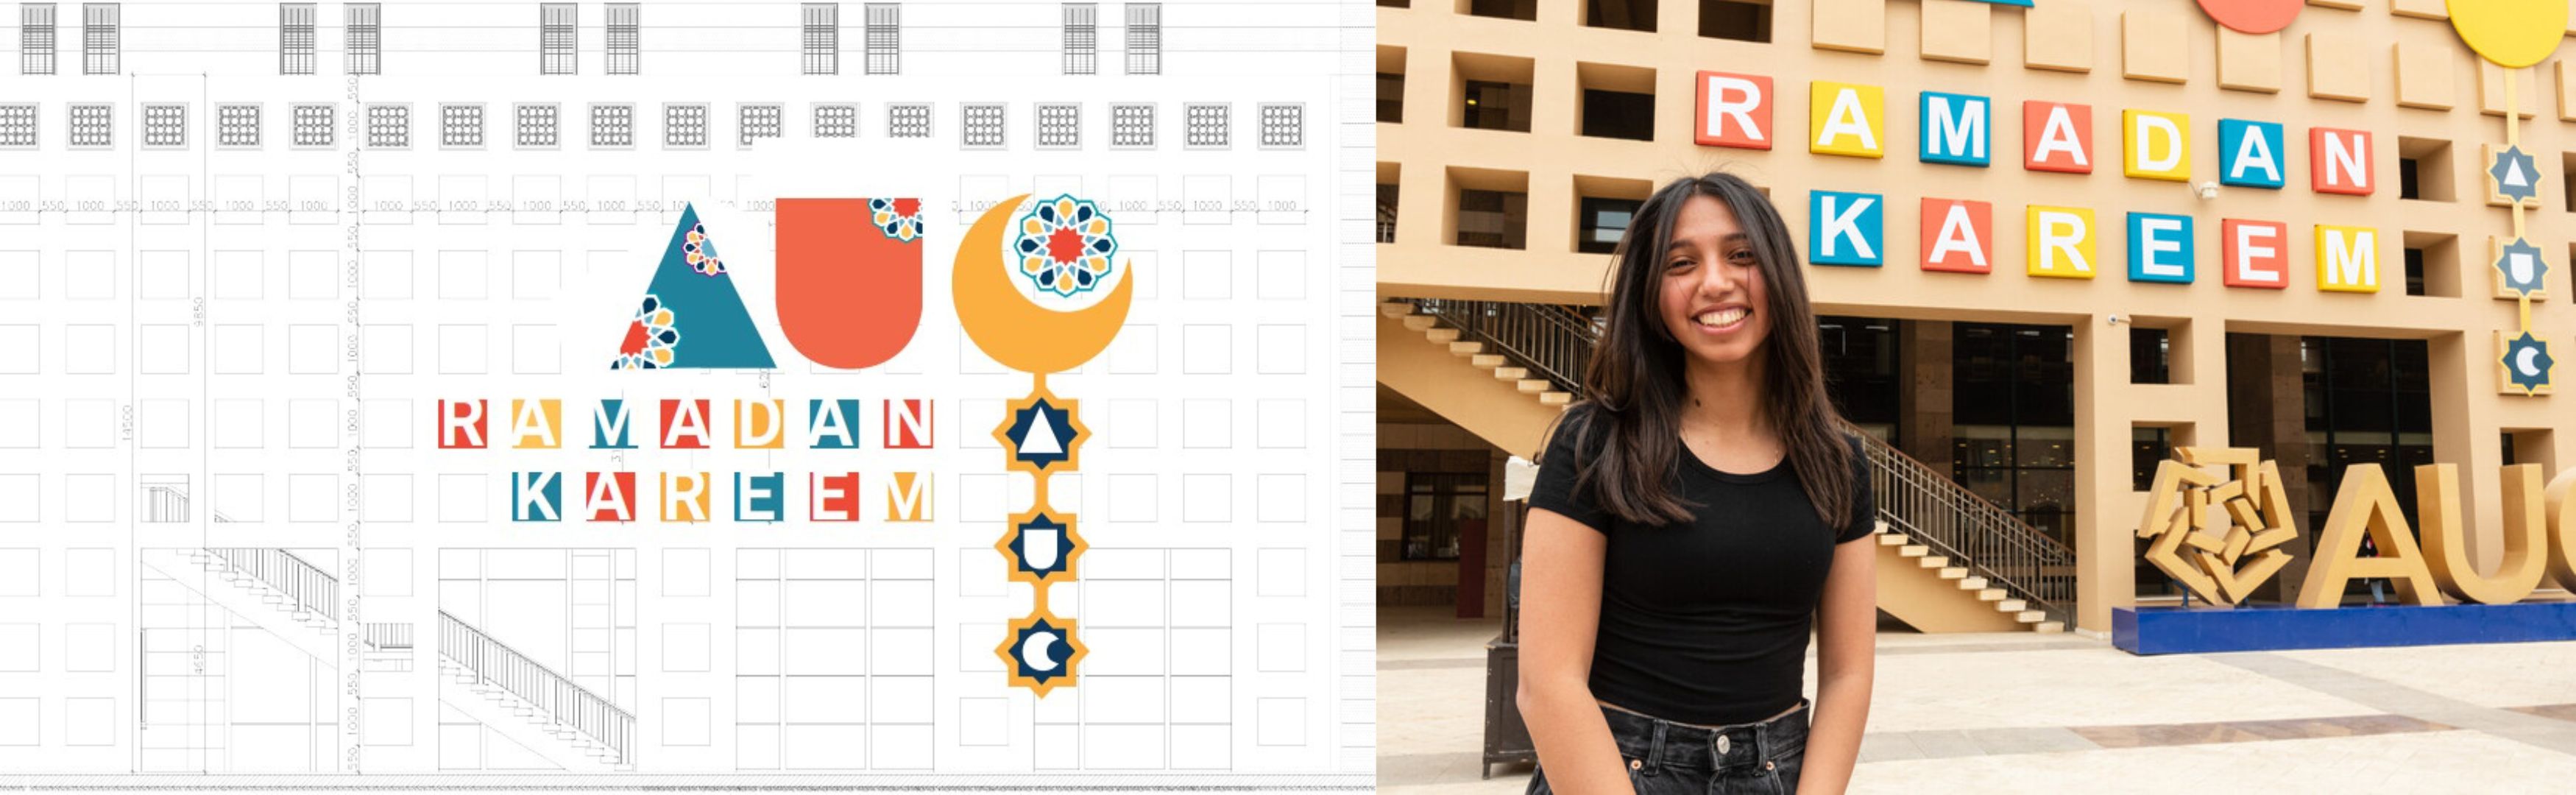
733, 548, 933, 771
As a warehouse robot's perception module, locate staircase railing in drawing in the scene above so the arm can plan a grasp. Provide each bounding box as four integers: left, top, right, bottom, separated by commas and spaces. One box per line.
202, 548, 337, 623
437, 610, 634, 766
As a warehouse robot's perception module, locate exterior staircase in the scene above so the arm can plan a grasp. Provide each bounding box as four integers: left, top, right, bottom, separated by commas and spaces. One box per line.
1380, 298, 2072, 633
138, 548, 341, 661
436, 610, 635, 771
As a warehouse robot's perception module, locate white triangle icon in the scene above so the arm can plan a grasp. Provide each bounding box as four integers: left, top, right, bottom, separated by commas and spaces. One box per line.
1022, 411, 1064, 456
2506, 159, 2531, 187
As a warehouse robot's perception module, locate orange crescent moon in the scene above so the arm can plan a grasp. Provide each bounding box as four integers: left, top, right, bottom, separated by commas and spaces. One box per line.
953, 194, 1133, 375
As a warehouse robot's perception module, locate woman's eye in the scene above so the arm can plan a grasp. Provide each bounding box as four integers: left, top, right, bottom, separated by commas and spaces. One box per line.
1727, 250, 1755, 264
1666, 258, 1694, 270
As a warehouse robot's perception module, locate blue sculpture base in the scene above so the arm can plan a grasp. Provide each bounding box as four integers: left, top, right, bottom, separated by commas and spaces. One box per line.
2113, 601, 2576, 655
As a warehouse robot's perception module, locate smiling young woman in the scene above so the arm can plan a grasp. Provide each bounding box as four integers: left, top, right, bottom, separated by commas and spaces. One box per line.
1515, 172, 1877, 795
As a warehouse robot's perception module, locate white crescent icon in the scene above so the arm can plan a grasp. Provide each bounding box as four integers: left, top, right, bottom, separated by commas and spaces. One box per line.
2518, 347, 2542, 375
1020, 632, 1061, 672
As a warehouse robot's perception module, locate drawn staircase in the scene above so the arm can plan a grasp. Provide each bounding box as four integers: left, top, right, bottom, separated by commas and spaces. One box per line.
1379, 297, 2073, 633
436, 610, 635, 771
138, 548, 341, 662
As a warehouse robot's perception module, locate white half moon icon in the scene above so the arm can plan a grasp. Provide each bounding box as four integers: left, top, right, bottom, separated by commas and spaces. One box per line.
2518, 347, 2542, 375
1027, 529, 1060, 570
2511, 252, 2535, 283
1020, 632, 1062, 672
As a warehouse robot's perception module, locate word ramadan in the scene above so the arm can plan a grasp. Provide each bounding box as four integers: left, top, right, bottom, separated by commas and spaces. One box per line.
434, 398, 946, 523
1695, 74, 2427, 291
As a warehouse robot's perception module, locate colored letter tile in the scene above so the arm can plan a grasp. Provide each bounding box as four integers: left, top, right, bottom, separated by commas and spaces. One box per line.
2025, 205, 2098, 279
2218, 119, 2286, 189
1919, 198, 1994, 274
1919, 92, 1992, 166
2315, 225, 2381, 293
2223, 219, 2289, 289
1696, 71, 1774, 150
2023, 101, 2093, 174
2309, 128, 2374, 195
1809, 82, 1886, 158
2122, 110, 2190, 181
2127, 213, 2195, 283
1808, 191, 1885, 266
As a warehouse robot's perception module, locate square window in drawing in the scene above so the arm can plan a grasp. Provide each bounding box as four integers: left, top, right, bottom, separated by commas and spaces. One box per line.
217, 104, 260, 149
813, 103, 858, 138
441, 104, 484, 149
1036, 103, 1079, 149
739, 103, 783, 148
1186, 102, 1229, 149
888, 103, 931, 139
291, 103, 334, 148
0, 105, 35, 149
516, 104, 559, 149
142, 102, 185, 149
366, 104, 410, 149
67, 103, 110, 149
961, 103, 1005, 149
590, 103, 634, 149
664, 102, 708, 149
1111, 102, 1154, 149
1259, 103, 1303, 149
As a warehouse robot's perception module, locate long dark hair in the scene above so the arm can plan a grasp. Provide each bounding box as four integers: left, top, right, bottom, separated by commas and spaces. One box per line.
1553, 172, 1856, 529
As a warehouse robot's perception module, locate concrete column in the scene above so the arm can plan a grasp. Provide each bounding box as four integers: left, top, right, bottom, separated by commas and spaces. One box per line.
2073, 317, 2132, 633
1899, 320, 1953, 476
2227, 332, 2316, 604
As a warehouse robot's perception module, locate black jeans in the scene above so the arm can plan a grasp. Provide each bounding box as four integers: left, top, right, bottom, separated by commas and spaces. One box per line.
1527, 700, 1808, 795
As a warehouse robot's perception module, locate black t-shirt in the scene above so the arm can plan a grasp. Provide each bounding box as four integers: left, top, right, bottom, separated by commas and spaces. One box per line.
1526, 403, 1875, 727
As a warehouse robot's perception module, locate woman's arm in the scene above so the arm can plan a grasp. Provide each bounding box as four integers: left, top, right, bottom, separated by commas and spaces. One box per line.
1798, 535, 1877, 794
1515, 506, 1630, 795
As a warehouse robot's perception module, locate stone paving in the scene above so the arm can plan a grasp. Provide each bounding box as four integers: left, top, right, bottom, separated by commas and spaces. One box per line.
1378, 606, 2576, 794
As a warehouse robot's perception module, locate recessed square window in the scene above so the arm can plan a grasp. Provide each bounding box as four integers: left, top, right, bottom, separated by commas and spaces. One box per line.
1186, 102, 1230, 149
365, 104, 410, 149
216, 104, 260, 149
68, 103, 112, 149
1701, 0, 1770, 42
441, 104, 485, 149
888, 103, 931, 138
1460, 0, 1535, 22
961, 103, 1005, 149
1588, 0, 1655, 32
515, 104, 559, 149
1110, 103, 1154, 149
1036, 103, 1080, 149
0, 105, 36, 149
813, 103, 858, 138
738, 103, 783, 149
2396, 136, 2453, 202
664, 102, 708, 149
1454, 52, 1535, 133
1259, 103, 1302, 149
291, 103, 335, 148
590, 104, 635, 149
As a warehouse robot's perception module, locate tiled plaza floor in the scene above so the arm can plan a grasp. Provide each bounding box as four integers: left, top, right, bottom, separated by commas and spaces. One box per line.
1378, 606, 2576, 794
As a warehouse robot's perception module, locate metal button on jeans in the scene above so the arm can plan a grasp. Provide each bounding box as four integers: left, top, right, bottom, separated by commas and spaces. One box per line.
1716, 735, 1730, 755
1628, 759, 1641, 771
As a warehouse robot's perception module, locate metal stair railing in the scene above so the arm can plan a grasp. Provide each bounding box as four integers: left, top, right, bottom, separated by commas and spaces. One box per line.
1861, 437, 2076, 622
1395, 295, 2076, 623
438, 610, 634, 766
1404, 297, 1596, 394
202, 548, 338, 623
363, 622, 414, 651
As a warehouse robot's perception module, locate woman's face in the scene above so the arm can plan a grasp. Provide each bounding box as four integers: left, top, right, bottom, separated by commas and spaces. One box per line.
1656, 194, 1772, 368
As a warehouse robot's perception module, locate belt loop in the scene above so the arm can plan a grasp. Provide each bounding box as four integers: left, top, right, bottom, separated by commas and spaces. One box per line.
1641, 719, 1669, 775
1751, 717, 1772, 769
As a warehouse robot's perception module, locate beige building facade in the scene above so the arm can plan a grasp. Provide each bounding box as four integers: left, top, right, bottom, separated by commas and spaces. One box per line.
1375, 0, 2576, 632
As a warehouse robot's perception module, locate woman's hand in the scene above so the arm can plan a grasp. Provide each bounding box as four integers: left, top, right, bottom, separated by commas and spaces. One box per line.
1517, 506, 1632, 795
